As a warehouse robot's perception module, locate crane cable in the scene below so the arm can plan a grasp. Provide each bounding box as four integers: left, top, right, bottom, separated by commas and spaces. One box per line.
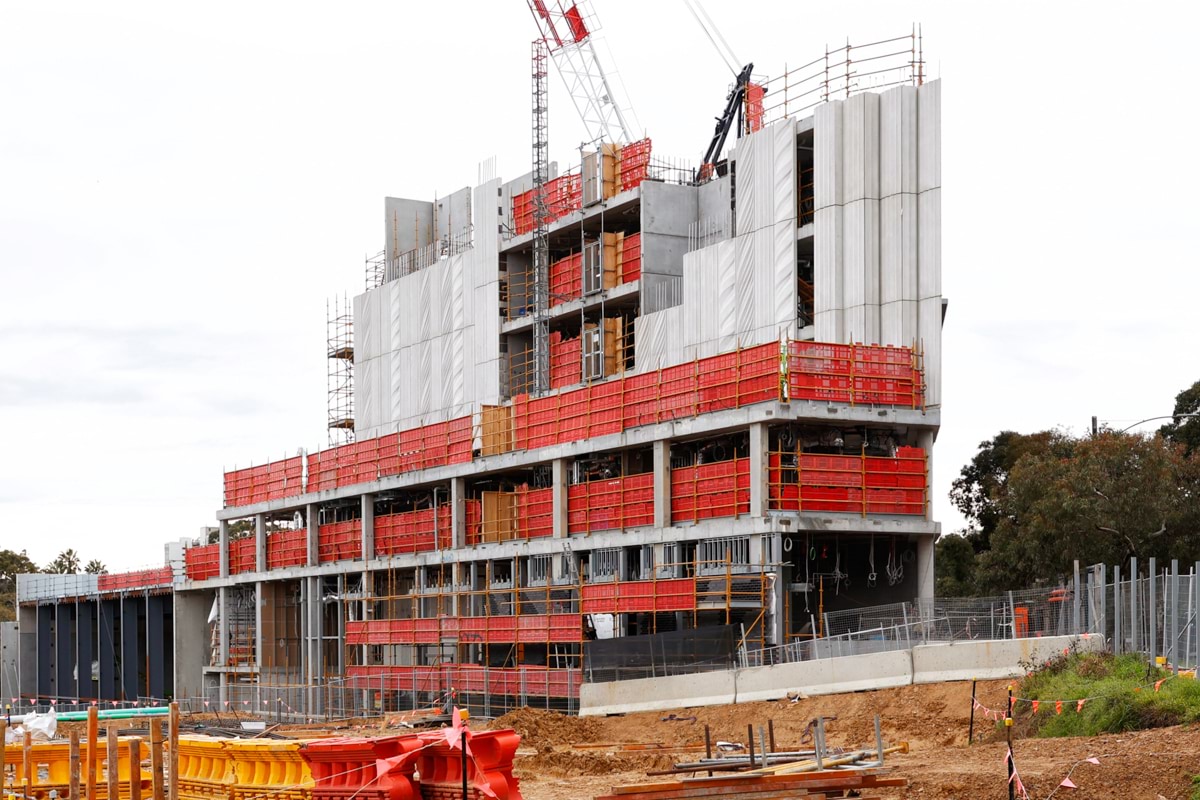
681, 0, 739, 76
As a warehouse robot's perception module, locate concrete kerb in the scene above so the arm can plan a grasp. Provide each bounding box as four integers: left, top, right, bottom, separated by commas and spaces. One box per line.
579, 634, 1095, 716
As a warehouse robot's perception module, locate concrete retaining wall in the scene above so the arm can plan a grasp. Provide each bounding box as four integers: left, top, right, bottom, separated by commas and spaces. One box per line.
580, 634, 1095, 716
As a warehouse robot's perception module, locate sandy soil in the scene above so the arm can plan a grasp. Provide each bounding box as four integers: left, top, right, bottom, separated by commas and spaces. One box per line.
491, 680, 1200, 800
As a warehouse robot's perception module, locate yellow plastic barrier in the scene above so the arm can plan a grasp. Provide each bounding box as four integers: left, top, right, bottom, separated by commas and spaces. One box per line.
2, 738, 150, 800
226, 740, 314, 800
177, 736, 235, 800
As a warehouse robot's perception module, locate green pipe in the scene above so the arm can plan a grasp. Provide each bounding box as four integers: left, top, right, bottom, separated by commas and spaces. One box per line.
10, 706, 170, 724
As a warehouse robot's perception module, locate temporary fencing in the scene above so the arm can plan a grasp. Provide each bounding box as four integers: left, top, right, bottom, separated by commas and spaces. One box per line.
3, 736, 152, 800
221, 339, 925, 518
769, 446, 927, 517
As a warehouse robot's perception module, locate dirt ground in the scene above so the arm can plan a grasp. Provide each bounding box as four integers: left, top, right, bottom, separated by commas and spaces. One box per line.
489, 680, 1200, 800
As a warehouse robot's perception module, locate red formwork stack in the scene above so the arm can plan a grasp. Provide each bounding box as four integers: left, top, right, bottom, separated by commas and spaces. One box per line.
346, 663, 579, 700
769, 446, 926, 516
266, 528, 307, 569
317, 520, 362, 563
185, 543, 220, 581
548, 252, 582, 306
582, 577, 696, 614
745, 83, 766, 132
511, 170, 583, 236
670, 457, 751, 524
566, 472, 654, 534
512, 189, 535, 236
618, 138, 652, 192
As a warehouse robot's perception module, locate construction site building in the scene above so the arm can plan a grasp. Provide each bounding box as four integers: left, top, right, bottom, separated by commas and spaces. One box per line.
16, 75, 943, 716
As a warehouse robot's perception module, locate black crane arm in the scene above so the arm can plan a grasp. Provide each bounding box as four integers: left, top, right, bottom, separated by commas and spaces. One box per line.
699, 62, 754, 178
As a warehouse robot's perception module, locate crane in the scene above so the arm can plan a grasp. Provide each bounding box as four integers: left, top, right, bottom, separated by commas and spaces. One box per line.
525, 1, 636, 145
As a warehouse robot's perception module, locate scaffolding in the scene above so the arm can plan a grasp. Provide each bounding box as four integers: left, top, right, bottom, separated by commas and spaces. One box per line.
326, 296, 355, 445
531, 38, 552, 395
365, 250, 386, 291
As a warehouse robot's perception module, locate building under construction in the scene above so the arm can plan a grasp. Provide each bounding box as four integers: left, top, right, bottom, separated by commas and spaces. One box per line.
14, 17, 942, 717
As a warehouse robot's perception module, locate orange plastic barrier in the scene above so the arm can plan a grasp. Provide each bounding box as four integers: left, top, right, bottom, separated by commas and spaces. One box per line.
670, 457, 751, 523
567, 472, 654, 534
267, 528, 307, 569
317, 520, 362, 563
185, 543, 220, 581
302, 736, 423, 800
769, 446, 926, 516
228, 537, 257, 575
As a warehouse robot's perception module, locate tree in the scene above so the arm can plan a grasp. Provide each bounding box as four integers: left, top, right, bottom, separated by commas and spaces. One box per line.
84, 559, 107, 574
934, 534, 977, 597
974, 432, 1200, 592
45, 549, 81, 574
1160, 379, 1200, 456
0, 548, 38, 622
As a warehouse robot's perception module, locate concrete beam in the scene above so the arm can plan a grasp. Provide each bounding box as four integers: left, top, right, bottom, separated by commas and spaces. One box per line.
306, 504, 318, 567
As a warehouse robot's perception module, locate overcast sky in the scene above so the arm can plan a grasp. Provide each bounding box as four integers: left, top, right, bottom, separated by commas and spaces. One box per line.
2, 1, 1198, 571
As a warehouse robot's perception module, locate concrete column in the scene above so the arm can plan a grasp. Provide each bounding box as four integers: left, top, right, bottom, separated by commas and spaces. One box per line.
306, 576, 322, 683
450, 478, 467, 548
306, 504, 319, 567
652, 440, 671, 529
552, 459, 568, 538
120, 597, 140, 701
749, 422, 769, 519
255, 513, 267, 573
916, 534, 936, 601
917, 430, 935, 521
254, 582, 264, 678
219, 520, 230, 578
361, 493, 375, 561
217, 586, 229, 705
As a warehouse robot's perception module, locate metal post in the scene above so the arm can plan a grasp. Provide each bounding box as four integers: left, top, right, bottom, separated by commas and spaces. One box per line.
874, 714, 884, 764
69, 729, 81, 800
968, 678, 977, 745
1113, 564, 1122, 654
1171, 559, 1180, 673
1130, 557, 1139, 653
1072, 560, 1081, 634
1149, 558, 1157, 665
1005, 685, 1015, 800
815, 717, 825, 770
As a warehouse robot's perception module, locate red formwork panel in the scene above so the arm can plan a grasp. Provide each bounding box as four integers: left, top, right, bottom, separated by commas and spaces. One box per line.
184, 543, 220, 581
97, 567, 174, 592
620, 232, 641, 283
374, 507, 447, 556
517, 487, 554, 539
745, 83, 765, 132
768, 448, 926, 516
549, 331, 582, 389
581, 577, 696, 614
266, 528, 307, 569
566, 472, 654, 534
318, 520, 362, 563
619, 138, 652, 191
670, 458, 750, 523
549, 253, 582, 308
228, 537, 257, 575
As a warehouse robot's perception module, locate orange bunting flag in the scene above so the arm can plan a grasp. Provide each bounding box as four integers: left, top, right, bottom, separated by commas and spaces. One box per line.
1031, 700, 1040, 714
1055, 700, 1063, 715
1076, 699, 1086, 712
1154, 679, 1166, 693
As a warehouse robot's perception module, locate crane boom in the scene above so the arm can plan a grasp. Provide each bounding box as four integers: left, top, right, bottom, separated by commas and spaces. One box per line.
526, 1, 635, 144
698, 62, 754, 180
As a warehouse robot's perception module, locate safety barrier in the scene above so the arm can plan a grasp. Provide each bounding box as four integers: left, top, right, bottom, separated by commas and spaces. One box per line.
346, 665, 580, 699
2, 737, 152, 800
374, 505, 453, 556
228, 537, 256, 575
302, 735, 425, 800
317, 520, 362, 564
769, 446, 927, 516
411, 728, 521, 800
670, 457, 751, 523
226, 739, 314, 800
567, 472, 654, 534
185, 543, 220, 581
224, 455, 305, 508
549, 330, 582, 388
267, 528, 308, 569
221, 339, 924, 516
178, 737, 235, 800
97, 566, 174, 593
347, 613, 583, 647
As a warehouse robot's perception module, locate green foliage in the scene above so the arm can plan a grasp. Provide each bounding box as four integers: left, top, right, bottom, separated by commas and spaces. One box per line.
1160, 379, 1200, 457
1018, 651, 1200, 737
934, 534, 976, 596
0, 548, 38, 622
1192, 773, 1200, 800
45, 549, 81, 574
84, 559, 107, 574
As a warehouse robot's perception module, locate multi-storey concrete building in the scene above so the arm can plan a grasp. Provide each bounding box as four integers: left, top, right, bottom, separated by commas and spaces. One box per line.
16, 72, 943, 716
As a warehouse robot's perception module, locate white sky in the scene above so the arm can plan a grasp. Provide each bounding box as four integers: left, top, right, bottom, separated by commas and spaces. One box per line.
2, 1, 1198, 570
